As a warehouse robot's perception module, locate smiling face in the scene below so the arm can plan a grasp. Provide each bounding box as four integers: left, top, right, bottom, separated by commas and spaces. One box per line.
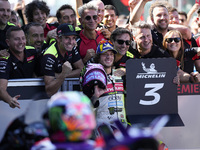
103, 9, 118, 29
6, 30, 26, 54
169, 10, 179, 24
57, 35, 77, 52
99, 50, 114, 68
80, 9, 98, 31
165, 32, 181, 58
113, 33, 131, 56
59, 8, 76, 26
32, 8, 47, 28
27, 25, 44, 50
151, 6, 169, 32
0, 1, 11, 27
135, 28, 152, 55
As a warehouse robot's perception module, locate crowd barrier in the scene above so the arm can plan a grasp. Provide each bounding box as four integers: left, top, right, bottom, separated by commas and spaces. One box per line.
0, 78, 200, 149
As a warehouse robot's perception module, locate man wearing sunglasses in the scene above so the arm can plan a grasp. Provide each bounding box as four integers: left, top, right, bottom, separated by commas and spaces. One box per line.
77, 3, 106, 64
110, 27, 134, 69
131, 21, 170, 58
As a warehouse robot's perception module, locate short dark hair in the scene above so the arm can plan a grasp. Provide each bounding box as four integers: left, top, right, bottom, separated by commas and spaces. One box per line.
23, 22, 43, 35
110, 27, 133, 42
149, 1, 171, 19
56, 4, 76, 22
168, 7, 178, 13
104, 5, 117, 16
25, 0, 50, 23
178, 11, 187, 19
6, 26, 23, 39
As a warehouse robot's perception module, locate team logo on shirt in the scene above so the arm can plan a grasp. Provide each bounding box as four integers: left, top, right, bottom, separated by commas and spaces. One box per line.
27, 55, 35, 62
136, 62, 166, 79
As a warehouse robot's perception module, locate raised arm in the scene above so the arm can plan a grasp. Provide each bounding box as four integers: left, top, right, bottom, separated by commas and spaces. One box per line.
129, 0, 151, 25
187, 3, 200, 26
44, 61, 72, 96
168, 24, 192, 40
76, 0, 83, 18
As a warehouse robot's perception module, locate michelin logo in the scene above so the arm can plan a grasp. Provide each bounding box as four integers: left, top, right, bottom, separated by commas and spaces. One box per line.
136, 62, 166, 79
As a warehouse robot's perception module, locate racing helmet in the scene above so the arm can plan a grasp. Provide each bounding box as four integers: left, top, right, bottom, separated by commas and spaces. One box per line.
47, 91, 96, 142
96, 40, 117, 54
80, 63, 107, 98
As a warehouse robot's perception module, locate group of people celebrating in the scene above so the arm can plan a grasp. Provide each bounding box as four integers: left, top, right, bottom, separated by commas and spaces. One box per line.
0, 0, 200, 144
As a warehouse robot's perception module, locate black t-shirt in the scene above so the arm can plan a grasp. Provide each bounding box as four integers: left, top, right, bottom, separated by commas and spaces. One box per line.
0, 23, 15, 50
114, 45, 135, 69
183, 38, 199, 73
151, 28, 165, 49
184, 47, 200, 73
0, 47, 38, 79
132, 44, 170, 59
41, 42, 81, 76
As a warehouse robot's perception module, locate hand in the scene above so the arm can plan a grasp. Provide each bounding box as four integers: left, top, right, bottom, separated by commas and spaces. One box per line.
9, 95, 20, 109
47, 28, 57, 39
99, 28, 111, 39
128, 0, 140, 7
114, 68, 126, 77
13, 0, 25, 11
62, 61, 72, 76
196, 47, 200, 56
83, 49, 96, 63
93, 85, 106, 98
173, 75, 180, 85
191, 3, 200, 12
0, 49, 10, 58
190, 72, 200, 83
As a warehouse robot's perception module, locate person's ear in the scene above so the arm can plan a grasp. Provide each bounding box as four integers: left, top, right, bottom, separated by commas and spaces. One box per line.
6, 39, 10, 47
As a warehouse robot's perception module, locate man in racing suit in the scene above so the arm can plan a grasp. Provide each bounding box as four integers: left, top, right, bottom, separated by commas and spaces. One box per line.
91, 40, 128, 136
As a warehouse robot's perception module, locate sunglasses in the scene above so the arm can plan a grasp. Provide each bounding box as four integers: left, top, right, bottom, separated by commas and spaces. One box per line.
165, 37, 181, 43
116, 40, 131, 45
85, 15, 98, 21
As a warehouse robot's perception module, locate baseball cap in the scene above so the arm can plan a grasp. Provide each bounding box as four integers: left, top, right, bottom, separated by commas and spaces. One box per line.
96, 40, 118, 54
57, 23, 77, 37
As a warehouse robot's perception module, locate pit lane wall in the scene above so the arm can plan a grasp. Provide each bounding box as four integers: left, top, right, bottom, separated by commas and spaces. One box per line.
0, 78, 200, 149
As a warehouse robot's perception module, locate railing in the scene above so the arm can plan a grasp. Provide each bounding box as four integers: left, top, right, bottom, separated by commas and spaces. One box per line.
0, 78, 200, 149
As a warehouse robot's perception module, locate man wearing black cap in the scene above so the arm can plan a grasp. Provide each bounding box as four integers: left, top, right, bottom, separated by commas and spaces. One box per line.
41, 23, 84, 96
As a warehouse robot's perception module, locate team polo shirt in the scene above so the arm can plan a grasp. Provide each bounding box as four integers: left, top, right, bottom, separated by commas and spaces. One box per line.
0, 46, 38, 79
114, 46, 135, 69
183, 38, 200, 73
0, 22, 15, 50
184, 48, 200, 73
151, 28, 165, 49
41, 42, 81, 76
132, 44, 170, 59
77, 30, 106, 59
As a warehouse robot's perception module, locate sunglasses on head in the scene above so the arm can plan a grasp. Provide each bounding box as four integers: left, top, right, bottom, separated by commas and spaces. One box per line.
165, 37, 181, 43
85, 15, 98, 21
116, 40, 131, 45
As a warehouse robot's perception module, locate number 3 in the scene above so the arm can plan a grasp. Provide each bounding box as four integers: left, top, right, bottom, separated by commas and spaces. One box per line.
139, 83, 164, 105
